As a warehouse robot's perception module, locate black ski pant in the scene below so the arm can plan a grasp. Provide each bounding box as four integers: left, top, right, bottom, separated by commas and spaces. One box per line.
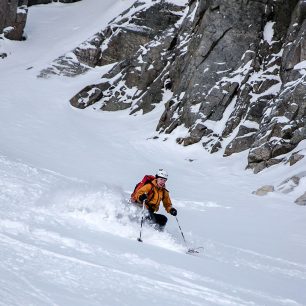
146, 210, 167, 230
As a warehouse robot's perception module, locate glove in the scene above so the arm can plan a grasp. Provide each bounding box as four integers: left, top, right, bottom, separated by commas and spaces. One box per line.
139, 194, 147, 202
169, 207, 177, 216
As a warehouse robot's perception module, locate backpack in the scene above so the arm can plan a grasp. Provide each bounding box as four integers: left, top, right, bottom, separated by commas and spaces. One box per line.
131, 175, 155, 203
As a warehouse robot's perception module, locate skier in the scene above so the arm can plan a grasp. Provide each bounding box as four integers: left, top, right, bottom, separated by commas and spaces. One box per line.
134, 169, 177, 230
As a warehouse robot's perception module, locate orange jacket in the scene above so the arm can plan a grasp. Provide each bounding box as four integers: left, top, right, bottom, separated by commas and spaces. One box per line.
135, 179, 172, 213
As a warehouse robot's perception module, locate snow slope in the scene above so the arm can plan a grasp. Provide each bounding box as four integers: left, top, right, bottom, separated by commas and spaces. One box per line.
0, 1, 306, 305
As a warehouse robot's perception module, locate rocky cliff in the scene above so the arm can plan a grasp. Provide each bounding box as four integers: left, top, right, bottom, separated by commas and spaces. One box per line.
39, 0, 306, 174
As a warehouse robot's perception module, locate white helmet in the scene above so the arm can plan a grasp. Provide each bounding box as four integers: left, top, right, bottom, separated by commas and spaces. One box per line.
156, 169, 168, 179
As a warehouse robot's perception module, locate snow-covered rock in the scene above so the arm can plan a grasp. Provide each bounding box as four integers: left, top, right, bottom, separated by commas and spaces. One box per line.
252, 185, 275, 196
295, 192, 306, 205
0, 0, 28, 41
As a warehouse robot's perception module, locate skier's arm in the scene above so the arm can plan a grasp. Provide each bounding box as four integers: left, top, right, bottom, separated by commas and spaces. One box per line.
162, 190, 172, 213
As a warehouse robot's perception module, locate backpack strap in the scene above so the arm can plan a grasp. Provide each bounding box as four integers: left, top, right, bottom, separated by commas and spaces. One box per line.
146, 183, 154, 203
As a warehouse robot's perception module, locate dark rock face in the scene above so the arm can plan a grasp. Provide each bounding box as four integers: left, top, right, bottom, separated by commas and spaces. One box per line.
28, 0, 81, 5
247, 0, 306, 172
42, 0, 306, 173
0, 0, 28, 41
28, 0, 52, 5
59, 0, 81, 2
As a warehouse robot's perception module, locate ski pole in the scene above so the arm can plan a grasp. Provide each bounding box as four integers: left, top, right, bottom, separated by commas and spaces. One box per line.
137, 200, 146, 242
175, 216, 188, 248
175, 216, 203, 254
175, 216, 202, 254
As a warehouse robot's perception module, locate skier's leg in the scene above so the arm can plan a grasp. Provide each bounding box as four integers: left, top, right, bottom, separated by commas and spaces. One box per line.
154, 213, 167, 226
151, 213, 167, 231
145, 211, 167, 230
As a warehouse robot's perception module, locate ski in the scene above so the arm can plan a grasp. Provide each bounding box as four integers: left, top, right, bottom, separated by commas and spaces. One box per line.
186, 246, 204, 255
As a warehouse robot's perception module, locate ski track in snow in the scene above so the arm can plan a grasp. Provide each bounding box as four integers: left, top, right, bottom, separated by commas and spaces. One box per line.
0, 232, 301, 306
203, 240, 306, 280
0, 155, 305, 305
